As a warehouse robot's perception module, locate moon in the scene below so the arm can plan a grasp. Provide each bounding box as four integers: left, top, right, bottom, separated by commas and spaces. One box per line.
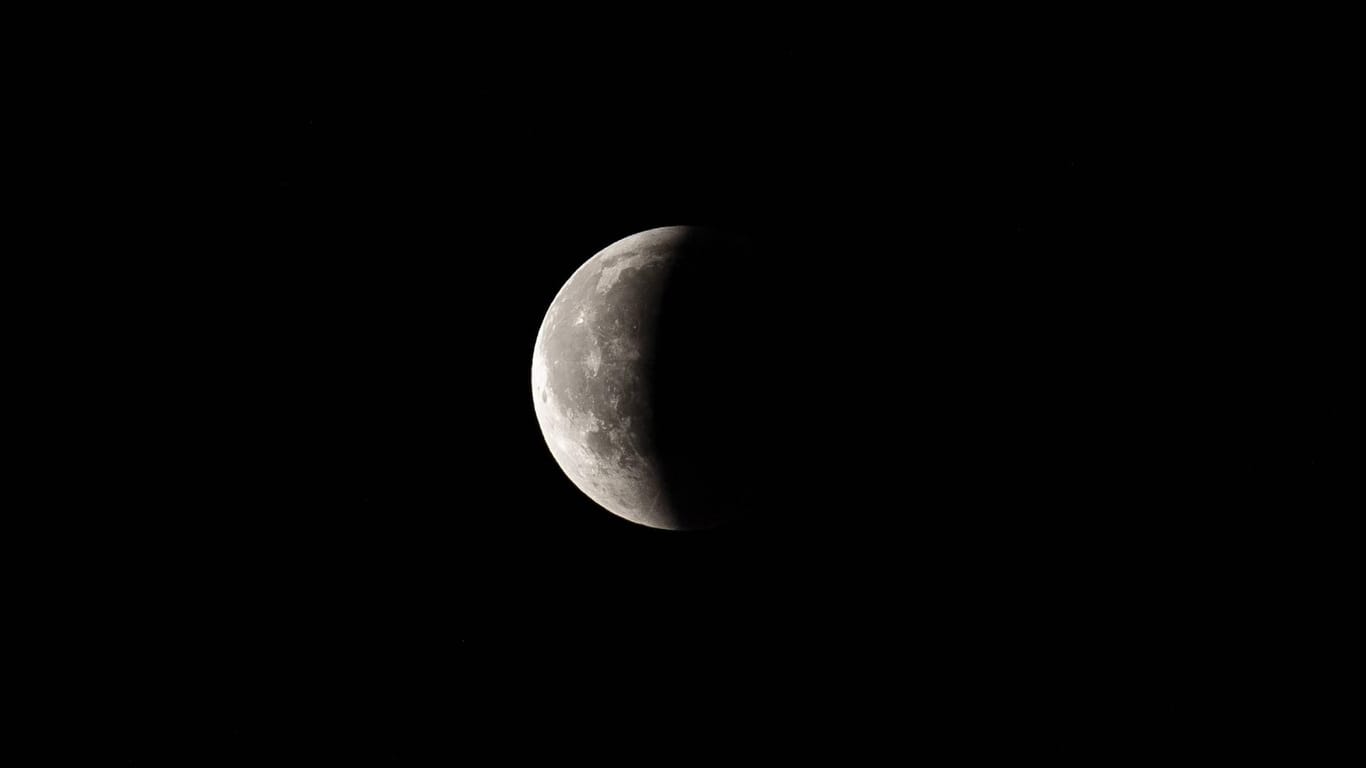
531, 227, 692, 529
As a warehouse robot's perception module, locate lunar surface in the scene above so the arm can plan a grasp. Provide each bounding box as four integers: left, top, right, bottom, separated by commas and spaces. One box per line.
531, 227, 690, 529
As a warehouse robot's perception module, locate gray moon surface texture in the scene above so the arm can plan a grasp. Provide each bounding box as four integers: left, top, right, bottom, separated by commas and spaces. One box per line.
532, 227, 690, 529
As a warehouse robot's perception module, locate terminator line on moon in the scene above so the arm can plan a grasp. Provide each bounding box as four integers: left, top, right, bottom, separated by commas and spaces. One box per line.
531, 226, 689, 530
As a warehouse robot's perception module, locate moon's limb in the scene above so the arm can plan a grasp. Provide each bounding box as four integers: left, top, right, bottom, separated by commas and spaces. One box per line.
531, 227, 688, 529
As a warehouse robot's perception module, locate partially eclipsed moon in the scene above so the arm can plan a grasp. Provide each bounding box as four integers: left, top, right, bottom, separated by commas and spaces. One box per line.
531, 227, 688, 529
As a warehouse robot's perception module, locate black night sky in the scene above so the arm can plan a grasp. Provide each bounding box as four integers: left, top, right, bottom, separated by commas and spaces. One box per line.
65, 28, 1342, 762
